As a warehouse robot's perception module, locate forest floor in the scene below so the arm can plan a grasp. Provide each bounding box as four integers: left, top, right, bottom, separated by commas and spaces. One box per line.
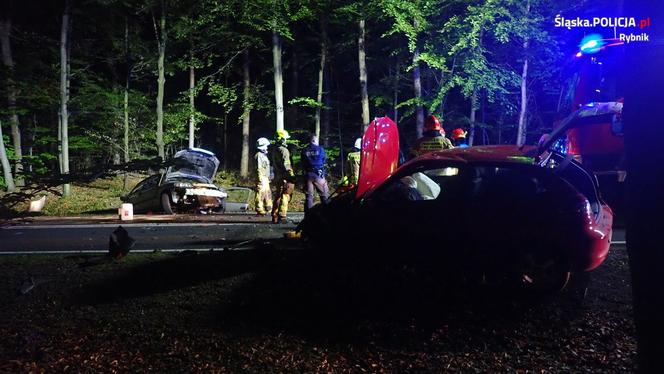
0, 242, 635, 372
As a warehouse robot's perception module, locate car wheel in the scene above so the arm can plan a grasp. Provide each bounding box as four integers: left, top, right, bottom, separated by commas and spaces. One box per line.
161, 192, 174, 215
517, 251, 571, 294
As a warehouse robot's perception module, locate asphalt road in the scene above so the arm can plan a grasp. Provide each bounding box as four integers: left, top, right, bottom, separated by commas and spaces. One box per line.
0, 213, 625, 254
0, 213, 304, 254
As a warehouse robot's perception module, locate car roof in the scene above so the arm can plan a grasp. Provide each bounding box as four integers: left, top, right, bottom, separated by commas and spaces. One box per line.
411, 145, 538, 165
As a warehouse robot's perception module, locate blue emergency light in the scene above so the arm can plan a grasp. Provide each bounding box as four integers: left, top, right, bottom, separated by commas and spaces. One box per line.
579, 34, 605, 55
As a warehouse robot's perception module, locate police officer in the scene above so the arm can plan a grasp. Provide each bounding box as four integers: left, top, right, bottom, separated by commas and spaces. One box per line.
301, 134, 329, 211
346, 138, 362, 185
254, 137, 272, 216
270, 129, 295, 224
409, 115, 454, 159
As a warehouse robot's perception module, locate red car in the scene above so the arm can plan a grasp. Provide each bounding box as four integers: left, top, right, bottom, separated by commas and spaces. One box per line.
299, 105, 615, 292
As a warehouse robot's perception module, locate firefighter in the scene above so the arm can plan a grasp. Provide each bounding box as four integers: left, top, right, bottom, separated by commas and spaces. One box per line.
270, 129, 295, 224
254, 137, 272, 216
409, 115, 454, 159
451, 128, 469, 148
347, 138, 362, 185
301, 134, 329, 211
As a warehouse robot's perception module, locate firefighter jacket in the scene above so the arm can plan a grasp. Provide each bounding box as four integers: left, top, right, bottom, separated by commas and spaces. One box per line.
254, 150, 270, 183
270, 144, 293, 180
347, 151, 361, 185
301, 143, 327, 178
409, 131, 454, 158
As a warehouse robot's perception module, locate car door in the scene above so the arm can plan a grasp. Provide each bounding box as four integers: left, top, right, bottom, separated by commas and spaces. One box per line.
129, 174, 162, 212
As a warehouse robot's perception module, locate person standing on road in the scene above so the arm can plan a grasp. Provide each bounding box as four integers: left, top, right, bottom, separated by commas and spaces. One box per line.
301, 134, 330, 212
409, 115, 454, 159
254, 137, 272, 216
270, 129, 295, 224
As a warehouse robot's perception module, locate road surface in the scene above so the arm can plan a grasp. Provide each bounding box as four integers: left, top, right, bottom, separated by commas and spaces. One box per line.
0, 213, 304, 254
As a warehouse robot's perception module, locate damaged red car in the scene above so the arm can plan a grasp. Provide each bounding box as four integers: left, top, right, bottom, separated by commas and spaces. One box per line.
299, 103, 617, 292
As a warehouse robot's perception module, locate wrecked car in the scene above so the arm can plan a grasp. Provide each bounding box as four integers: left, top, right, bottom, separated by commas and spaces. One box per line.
122, 148, 227, 214
299, 105, 617, 292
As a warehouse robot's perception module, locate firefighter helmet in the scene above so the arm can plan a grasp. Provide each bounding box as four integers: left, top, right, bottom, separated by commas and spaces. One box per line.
451, 128, 467, 140
354, 138, 362, 150
424, 115, 442, 132
257, 137, 270, 151
275, 129, 290, 142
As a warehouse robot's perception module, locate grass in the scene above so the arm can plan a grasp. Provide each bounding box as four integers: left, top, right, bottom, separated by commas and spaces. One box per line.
3, 171, 323, 217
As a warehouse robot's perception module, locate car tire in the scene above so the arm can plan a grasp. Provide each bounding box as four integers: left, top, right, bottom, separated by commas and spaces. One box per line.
516, 250, 571, 295
161, 192, 174, 214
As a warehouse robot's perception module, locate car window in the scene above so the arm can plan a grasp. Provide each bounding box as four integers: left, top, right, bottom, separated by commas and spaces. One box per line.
374, 166, 464, 204
130, 174, 161, 195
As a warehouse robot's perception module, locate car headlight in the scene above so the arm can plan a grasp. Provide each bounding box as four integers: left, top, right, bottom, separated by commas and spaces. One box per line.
174, 182, 193, 188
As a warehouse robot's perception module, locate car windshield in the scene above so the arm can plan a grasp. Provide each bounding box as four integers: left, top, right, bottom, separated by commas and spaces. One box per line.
166, 150, 219, 183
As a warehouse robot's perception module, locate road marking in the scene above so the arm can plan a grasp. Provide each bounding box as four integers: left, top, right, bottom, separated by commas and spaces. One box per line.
0, 247, 258, 255
1, 222, 298, 230
612, 240, 626, 245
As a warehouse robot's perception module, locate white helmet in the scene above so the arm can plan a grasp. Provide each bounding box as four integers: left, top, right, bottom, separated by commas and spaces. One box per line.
354, 138, 362, 150
257, 137, 270, 151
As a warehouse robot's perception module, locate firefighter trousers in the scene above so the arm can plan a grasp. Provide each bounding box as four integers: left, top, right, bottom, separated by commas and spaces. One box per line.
271, 178, 294, 221
255, 179, 272, 215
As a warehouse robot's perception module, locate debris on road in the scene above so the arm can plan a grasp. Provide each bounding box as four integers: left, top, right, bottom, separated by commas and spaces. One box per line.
108, 226, 135, 259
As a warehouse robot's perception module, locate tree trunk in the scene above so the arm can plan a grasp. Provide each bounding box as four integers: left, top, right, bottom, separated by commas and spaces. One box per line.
188, 46, 195, 149
315, 15, 327, 141
123, 19, 130, 191
0, 17, 22, 186
413, 45, 424, 138
240, 49, 250, 178
468, 91, 477, 146
323, 65, 331, 148
60, 0, 71, 196
0, 121, 15, 192
272, 29, 284, 132
290, 47, 298, 129
393, 61, 399, 124
155, 1, 166, 160
516, 1, 530, 146
358, 19, 370, 131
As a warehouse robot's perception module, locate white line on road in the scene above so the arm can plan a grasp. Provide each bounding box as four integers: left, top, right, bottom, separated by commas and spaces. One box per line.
0, 247, 257, 255
1, 222, 294, 230
612, 241, 626, 244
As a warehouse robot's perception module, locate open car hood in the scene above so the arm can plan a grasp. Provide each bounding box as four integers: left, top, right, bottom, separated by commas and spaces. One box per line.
356, 117, 400, 198
537, 101, 623, 159
166, 148, 220, 183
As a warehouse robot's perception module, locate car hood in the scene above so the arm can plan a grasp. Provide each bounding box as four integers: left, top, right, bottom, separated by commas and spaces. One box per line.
538, 101, 623, 158
165, 148, 220, 183
356, 117, 400, 198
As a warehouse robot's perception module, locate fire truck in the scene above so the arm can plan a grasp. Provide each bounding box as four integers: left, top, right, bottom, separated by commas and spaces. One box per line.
554, 35, 626, 216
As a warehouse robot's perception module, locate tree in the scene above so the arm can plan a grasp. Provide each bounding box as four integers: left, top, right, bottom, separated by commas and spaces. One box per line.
59, 0, 71, 196
0, 14, 23, 186
0, 121, 15, 191
151, 0, 167, 160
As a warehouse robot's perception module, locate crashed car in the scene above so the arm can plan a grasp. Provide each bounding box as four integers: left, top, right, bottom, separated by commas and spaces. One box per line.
122, 148, 227, 214
299, 104, 617, 291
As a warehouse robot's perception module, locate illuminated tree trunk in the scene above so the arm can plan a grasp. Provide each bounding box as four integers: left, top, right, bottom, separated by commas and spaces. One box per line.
413, 19, 423, 139
188, 50, 195, 149
468, 91, 477, 146
0, 121, 15, 192
358, 19, 370, 131
0, 17, 22, 186
123, 19, 130, 190
59, 0, 71, 196
315, 15, 327, 141
272, 29, 284, 132
516, 1, 530, 147
240, 49, 250, 178
153, 0, 166, 160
